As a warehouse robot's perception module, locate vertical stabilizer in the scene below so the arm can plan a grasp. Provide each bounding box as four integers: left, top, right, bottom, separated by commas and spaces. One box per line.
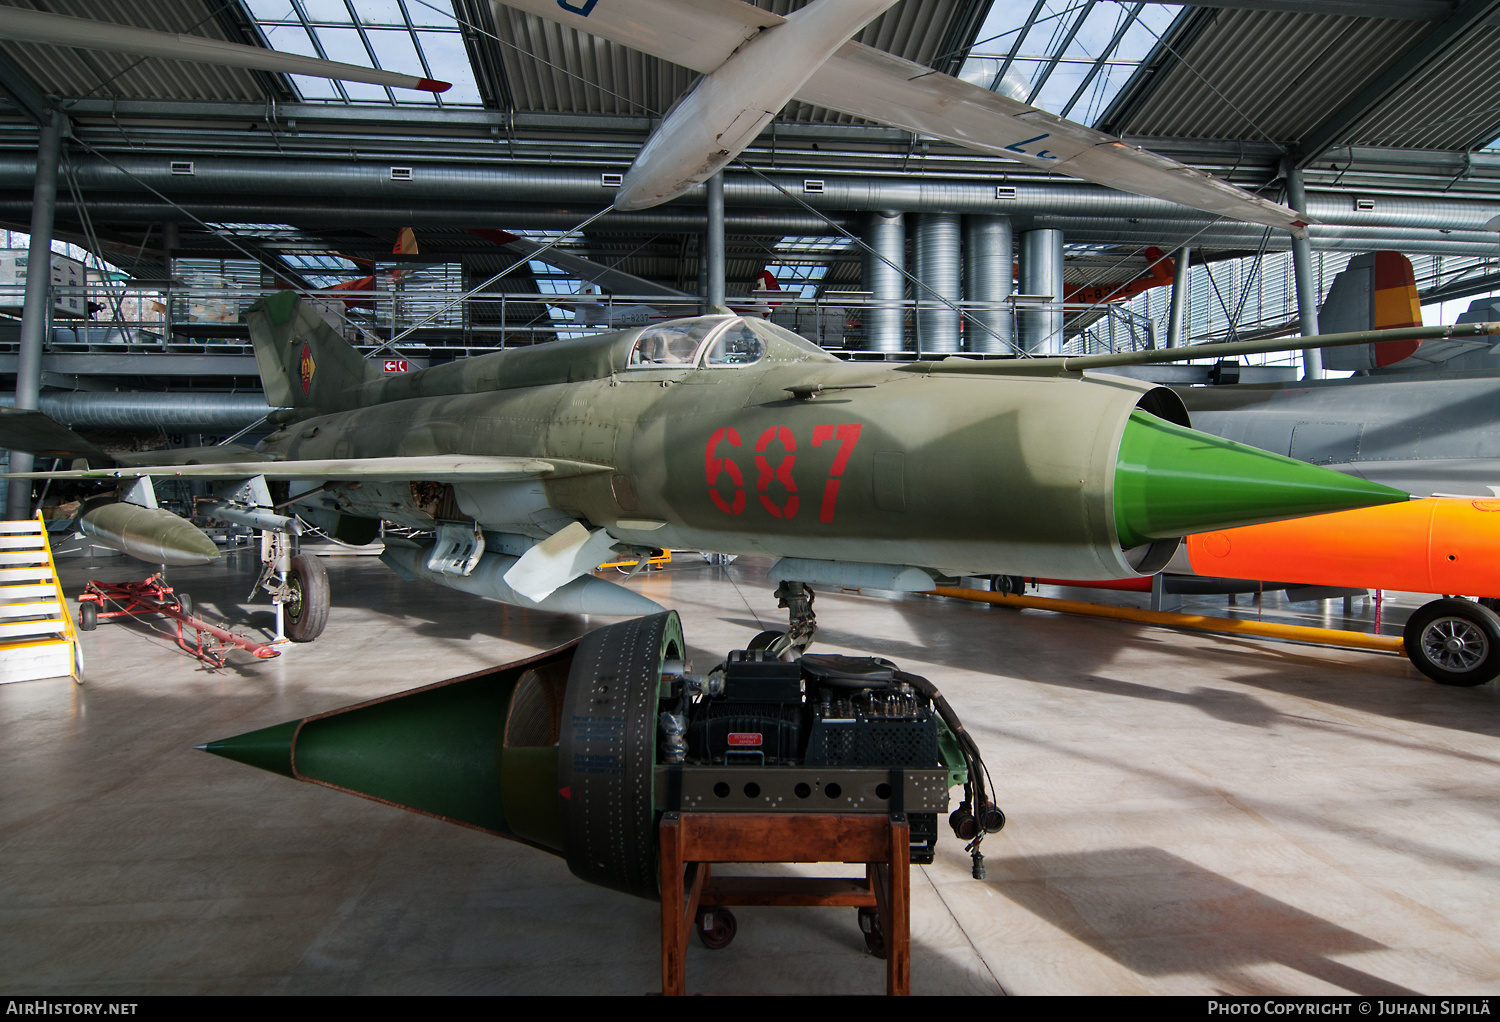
1322, 252, 1423, 371
246, 291, 384, 414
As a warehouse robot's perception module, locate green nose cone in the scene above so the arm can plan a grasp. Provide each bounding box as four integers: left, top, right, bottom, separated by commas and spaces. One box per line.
198, 719, 300, 779
1114, 410, 1409, 549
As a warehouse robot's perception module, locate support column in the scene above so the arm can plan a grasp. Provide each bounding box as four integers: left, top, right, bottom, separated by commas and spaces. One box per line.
696, 234, 709, 314
1019, 228, 1064, 355
705, 172, 725, 310
162, 221, 180, 340
1166, 245, 1191, 348
963, 215, 1013, 354
9, 108, 62, 520
914, 213, 961, 354
863, 211, 906, 353
1284, 165, 1323, 380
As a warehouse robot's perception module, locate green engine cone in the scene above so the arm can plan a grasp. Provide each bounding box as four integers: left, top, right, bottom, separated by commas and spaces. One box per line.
1114, 410, 1409, 549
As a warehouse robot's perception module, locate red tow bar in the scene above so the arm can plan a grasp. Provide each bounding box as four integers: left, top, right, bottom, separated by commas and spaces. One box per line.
78, 574, 280, 667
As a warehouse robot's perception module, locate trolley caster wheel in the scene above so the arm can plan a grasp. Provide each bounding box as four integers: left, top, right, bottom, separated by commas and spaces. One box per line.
78, 601, 97, 631
696, 908, 737, 950
858, 905, 886, 959
175, 592, 193, 618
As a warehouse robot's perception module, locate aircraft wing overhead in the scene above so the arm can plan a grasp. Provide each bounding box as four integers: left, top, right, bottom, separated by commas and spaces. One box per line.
490, 0, 780, 74
497, 0, 1307, 233
795, 43, 1311, 236
0, 408, 118, 466
470, 230, 689, 301
4, 455, 613, 483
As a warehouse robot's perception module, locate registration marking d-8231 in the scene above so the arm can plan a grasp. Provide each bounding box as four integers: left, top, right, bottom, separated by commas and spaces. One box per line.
705, 424, 863, 523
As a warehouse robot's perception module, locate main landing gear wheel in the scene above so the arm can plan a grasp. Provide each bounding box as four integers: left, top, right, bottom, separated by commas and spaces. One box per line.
284, 553, 330, 642
1403, 598, 1500, 687
696, 908, 737, 950
858, 906, 886, 959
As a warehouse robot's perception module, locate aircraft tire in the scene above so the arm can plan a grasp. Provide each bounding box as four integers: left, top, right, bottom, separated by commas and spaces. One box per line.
285, 553, 330, 643
1402, 598, 1500, 687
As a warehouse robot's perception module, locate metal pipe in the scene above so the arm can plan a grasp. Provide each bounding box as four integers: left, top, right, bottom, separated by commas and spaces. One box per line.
1285, 166, 1323, 380
1019, 228, 1064, 355
3, 155, 1496, 227
0, 392, 279, 431
863, 211, 906, 353
9, 109, 62, 520
963, 214, 1013, 354
0, 198, 843, 237
1017, 221, 1500, 256
705, 171, 725, 310
915, 213, 961, 353
1166, 245, 1191, 348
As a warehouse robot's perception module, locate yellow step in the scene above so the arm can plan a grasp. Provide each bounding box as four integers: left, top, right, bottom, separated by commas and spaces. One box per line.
0, 637, 79, 684
0, 552, 48, 566
0, 516, 81, 685
0, 619, 67, 639
0, 567, 53, 583
0, 584, 62, 600
0, 599, 63, 620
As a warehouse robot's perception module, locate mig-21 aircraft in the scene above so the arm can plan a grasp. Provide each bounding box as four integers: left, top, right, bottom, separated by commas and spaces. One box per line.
7, 294, 1495, 654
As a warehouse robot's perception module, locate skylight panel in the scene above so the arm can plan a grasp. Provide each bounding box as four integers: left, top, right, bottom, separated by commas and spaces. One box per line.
958, 2, 1183, 126
1066, 4, 1180, 122
207, 222, 304, 239
529, 260, 585, 294
244, 0, 297, 19
280, 252, 363, 288
763, 263, 827, 300
775, 236, 854, 254
242, 0, 485, 107
300, 0, 355, 24
416, 31, 482, 104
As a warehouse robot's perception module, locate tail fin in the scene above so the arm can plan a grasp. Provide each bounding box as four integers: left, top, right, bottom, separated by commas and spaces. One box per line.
247, 291, 383, 414
1322, 252, 1423, 371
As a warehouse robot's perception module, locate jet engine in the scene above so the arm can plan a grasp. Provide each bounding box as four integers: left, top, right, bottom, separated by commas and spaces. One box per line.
203, 611, 1002, 899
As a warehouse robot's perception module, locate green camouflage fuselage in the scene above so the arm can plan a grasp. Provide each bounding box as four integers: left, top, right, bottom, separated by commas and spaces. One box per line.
261, 322, 1161, 580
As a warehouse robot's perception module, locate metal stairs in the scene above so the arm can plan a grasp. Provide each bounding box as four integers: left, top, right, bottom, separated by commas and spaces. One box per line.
0, 514, 82, 684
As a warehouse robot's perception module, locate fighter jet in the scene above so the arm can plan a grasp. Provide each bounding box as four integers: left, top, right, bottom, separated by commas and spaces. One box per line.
1087, 253, 1500, 686
10, 294, 1494, 654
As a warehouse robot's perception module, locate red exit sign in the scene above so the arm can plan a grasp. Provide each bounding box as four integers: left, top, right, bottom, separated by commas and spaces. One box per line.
383, 359, 409, 373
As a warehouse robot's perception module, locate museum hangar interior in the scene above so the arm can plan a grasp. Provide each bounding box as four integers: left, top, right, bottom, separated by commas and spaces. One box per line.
2, 0, 1500, 997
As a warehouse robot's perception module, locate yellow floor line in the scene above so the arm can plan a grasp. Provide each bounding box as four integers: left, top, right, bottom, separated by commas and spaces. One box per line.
928, 586, 1404, 654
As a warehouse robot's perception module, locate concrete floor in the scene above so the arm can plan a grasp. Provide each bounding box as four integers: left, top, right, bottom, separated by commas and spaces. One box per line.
3, 546, 1499, 995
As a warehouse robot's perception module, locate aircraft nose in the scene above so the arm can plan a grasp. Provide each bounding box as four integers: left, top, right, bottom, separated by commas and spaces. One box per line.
612, 166, 660, 212
1113, 410, 1409, 548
